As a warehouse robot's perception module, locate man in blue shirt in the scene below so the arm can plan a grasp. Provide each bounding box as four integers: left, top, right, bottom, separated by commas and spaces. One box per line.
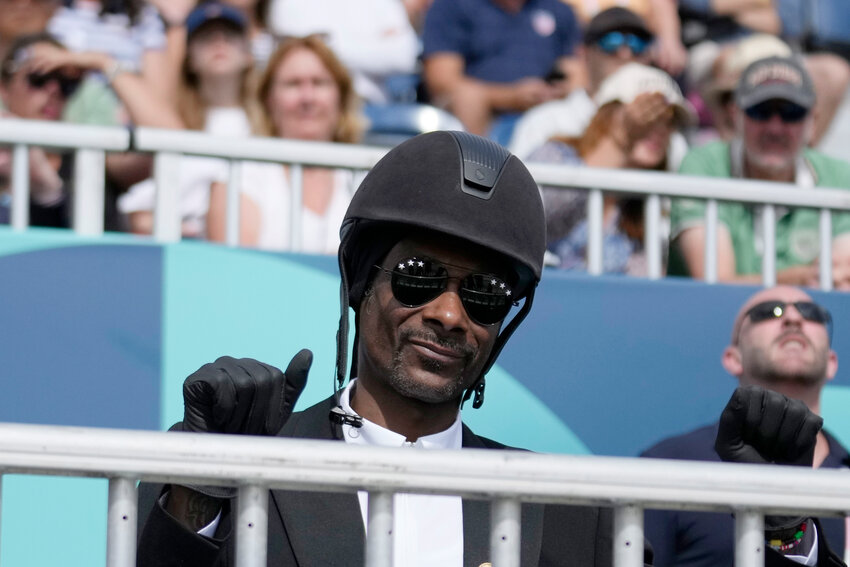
421, 0, 581, 143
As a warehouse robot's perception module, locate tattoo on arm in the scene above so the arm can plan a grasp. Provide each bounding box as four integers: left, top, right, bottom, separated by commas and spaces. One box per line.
166, 485, 223, 531
185, 492, 222, 531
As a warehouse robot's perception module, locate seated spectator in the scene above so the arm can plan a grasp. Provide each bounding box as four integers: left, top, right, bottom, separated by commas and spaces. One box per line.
529, 63, 695, 275
421, 0, 582, 143
680, 1, 850, 149
206, 35, 364, 254
0, 34, 81, 227
48, 0, 173, 102
668, 56, 850, 289
563, 0, 687, 77
642, 284, 849, 566
267, 0, 419, 104
509, 7, 658, 159
45, 0, 181, 227
695, 33, 792, 142
117, 3, 262, 238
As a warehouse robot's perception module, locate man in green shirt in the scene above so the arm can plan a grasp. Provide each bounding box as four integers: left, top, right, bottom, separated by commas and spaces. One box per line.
668, 55, 850, 289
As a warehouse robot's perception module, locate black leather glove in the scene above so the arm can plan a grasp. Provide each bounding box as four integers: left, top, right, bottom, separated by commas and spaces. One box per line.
715, 385, 823, 535
183, 350, 312, 436
179, 350, 313, 498
715, 385, 822, 467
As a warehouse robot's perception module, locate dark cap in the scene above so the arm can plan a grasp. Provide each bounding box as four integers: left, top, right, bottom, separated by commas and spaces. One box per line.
735, 55, 815, 110
583, 7, 653, 45
185, 2, 247, 38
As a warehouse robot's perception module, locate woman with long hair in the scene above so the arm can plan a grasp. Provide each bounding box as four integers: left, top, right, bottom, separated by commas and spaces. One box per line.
206, 34, 365, 253
528, 63, 694, 275
117, 3, 263, 237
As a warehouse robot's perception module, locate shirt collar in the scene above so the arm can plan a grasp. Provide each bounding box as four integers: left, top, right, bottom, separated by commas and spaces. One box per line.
339, 379, 463, 450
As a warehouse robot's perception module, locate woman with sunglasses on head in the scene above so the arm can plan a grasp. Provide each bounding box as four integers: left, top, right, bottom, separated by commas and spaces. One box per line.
527, 62, 695, 275
0, 33, 86, 227
206, 35, 365, 254
117, 3, 263, 238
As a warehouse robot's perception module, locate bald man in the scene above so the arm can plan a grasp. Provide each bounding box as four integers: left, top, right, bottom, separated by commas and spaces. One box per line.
642, 285, 850, 567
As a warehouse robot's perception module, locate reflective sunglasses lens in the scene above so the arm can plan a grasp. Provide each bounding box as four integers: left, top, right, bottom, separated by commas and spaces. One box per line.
460, 274, 513, 325
626, 35, 651, 54
747, 301, 785, 323
794, 302, 830, 324
389, 259, 447, 307
597, 32, 625, 53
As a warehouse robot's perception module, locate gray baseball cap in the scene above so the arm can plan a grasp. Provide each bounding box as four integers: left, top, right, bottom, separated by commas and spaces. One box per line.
735, 55, 815, 110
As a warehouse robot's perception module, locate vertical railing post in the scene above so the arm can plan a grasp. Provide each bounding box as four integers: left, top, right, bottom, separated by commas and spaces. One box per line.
225, 160, 242, 247
645, 194, 662, 279
704, 199, 718, 283
236, 484, 268, 567
587, 188, 604, 275
365, 491, 394, 567
614, 504, 644, 567
820, 208, 833, 291
491, 498, 521, 567
288, 164, 303, 252
73, 148, 105, 236
152, 151, 182, 243
734, 510, 764, 567
106, 477, 138, 567
11, 144, 29, 230
761, 204, 776, 287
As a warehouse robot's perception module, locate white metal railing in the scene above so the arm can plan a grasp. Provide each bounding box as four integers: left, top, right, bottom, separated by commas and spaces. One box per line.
4, 120, 850, 287
1, 422, 849, 567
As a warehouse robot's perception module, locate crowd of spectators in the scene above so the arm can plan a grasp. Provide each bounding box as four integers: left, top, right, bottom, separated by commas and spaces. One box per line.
3, 0, 850, 289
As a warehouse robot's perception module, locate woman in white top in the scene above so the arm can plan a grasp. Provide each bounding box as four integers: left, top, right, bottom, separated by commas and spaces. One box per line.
206, 35, 365, 255
117, 3, 263, 237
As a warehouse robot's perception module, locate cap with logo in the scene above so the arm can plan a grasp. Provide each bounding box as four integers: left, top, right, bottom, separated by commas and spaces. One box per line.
735, 55, 815, 110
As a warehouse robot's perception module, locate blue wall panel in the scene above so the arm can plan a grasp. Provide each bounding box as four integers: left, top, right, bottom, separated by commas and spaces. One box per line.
2, 228, 850, 565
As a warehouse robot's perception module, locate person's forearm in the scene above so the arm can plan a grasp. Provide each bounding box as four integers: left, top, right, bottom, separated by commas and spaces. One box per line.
165, 485, 224, 532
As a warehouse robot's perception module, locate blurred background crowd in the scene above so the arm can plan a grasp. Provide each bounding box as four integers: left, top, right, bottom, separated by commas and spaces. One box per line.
2, 0, 850, 285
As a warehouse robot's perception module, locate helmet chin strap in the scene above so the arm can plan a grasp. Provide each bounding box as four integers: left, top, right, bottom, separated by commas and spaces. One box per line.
331, 246, 364, 428
460, 286, 536, 410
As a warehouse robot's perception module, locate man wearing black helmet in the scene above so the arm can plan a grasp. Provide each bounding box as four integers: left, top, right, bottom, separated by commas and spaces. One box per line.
137, 131, 839, 567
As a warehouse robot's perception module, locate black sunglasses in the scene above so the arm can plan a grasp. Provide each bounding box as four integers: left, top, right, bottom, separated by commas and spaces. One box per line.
375, 257, 517, 326
742, 300, 833, 340
744, 100, 808, 123
26, 71, 81, 98
596, 31, 652, 56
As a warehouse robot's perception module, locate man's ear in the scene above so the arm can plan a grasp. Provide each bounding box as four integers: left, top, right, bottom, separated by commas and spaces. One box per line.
826, 349, 838, 382
721, 345, 743, 377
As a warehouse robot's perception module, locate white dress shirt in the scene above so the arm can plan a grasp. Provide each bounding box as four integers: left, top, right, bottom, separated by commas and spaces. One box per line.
339, 380, 465, 567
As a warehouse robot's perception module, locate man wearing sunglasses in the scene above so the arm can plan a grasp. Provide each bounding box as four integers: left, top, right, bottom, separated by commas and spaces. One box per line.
0, 33, 81, 227
643, 285, 849, 567
508, 6, 686, 168
669, 55, 850, 289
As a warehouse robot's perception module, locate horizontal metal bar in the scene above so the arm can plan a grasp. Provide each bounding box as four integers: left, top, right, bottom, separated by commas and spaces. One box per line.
134, 127, 388, 170
0, 119, 130, 151
527, 162, 850, 211
0, 423, 849, 516
6, 121, 850, 213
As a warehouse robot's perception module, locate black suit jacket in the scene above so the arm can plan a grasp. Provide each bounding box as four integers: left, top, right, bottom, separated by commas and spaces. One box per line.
137, 396, 637, 567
